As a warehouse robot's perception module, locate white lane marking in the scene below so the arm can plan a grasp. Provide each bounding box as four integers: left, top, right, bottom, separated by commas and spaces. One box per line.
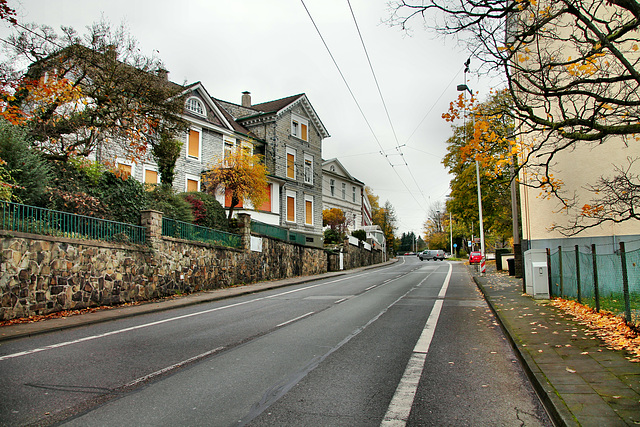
365, 285, 377, 291
276, 312, 315, 328
381, 263, 453, 426
334, 297, 349, 304
124, 346, 225, 388
0, 270, 384, 361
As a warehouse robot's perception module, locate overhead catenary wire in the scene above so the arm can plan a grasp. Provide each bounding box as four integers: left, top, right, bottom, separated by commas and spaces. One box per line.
299, 0, 428, 214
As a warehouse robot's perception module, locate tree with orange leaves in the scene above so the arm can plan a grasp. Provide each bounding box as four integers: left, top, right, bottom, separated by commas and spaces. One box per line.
442, 89, 515, 245
201, 149, 269, 220
0, 19, 186, 163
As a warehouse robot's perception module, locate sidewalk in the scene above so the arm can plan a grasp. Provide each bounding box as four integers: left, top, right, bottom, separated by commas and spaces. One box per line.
472, 263, 640, 426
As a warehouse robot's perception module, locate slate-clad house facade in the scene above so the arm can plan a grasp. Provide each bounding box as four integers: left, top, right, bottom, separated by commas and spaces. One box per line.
217, 92, 329, 248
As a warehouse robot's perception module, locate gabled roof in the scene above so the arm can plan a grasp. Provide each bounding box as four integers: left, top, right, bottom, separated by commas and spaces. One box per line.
323, 158, 364, 185
219, 93, 330, 139
174, 82, 255, 137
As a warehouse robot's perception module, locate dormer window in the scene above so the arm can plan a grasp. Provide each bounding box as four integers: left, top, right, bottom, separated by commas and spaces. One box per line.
186, 97, 205, 116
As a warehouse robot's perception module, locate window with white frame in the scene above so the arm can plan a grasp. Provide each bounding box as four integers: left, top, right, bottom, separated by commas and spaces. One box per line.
304, 155, 313, 185
304, 195, 314, 226
352, 186, 356, 202
341, 183, 346, 200
291, 114, 308, 141
286, 147, 296, 180
185, 174, 200, 192
187, 127, 202, 160
143, 165, 160, 186
330, 179, 335, 196
286, 190, 297, 223
224, 136, 236, 160
116, 158, 134, 178
185, 97, 205, 116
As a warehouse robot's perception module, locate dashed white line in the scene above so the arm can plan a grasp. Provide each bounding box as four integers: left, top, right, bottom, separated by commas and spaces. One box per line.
124, 346, 225, 388
276, 312, 315, 327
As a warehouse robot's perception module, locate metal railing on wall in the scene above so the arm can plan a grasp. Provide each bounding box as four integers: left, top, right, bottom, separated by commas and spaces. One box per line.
549, 242, 639, 325
251, 220, 308, 246
0, 200, 146, 244
162, 217, 241, 249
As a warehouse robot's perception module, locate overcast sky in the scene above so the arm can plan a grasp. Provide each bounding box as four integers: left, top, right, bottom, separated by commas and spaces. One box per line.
1, 0, 499, 239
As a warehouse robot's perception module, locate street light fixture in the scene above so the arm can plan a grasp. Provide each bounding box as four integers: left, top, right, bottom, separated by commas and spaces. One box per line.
457, 81, 486, 264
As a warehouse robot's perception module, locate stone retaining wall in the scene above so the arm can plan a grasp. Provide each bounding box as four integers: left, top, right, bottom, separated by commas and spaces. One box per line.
0, 211, 381, 320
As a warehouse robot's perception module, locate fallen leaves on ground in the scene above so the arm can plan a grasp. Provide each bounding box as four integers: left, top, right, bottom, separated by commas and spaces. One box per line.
0, 294, 184, 327
550, 298, 640, 362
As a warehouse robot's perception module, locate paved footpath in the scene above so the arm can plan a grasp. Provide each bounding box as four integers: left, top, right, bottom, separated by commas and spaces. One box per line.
473, 262, 640, 426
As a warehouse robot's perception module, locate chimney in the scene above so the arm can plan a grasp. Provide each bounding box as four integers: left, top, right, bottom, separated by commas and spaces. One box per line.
156, 68, 169, 81
241, 91, 251, 107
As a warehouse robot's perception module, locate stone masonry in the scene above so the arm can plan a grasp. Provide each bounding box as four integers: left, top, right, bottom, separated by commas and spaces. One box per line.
0, 211, 381, 320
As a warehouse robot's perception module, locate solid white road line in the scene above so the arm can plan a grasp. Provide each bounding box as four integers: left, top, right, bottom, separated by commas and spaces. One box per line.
381, 263, 453, 426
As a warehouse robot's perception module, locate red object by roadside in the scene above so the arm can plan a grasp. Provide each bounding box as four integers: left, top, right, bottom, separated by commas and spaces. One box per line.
469, 251, 482, 264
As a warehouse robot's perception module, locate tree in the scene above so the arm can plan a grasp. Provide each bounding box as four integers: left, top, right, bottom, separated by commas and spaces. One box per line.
202, 149, 268, 220
442, 91, 514, 243
388, 0, 640, 230
152, 131, 183, 186
0, 19, 186, 163
0, 119, 51, 205
323, 208, 347, 233
373, 200, 398, 254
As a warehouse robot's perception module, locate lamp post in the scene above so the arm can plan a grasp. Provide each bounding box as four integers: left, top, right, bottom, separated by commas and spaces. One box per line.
449, 211, 453, 257
457, 79, 486, 264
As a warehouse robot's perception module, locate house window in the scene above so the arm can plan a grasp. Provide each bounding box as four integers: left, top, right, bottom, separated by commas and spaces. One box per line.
286, 191, 296, 222
116, 161, 133, 178
144, 165, 159, 189
258, 183, 272, 212
185, 97, 205, 116
286, 148, 296, 180
304, 155, 313, 185
341, 183, 346, 200
185, 174, 200, 192
305, 196, 313, 226
224, 136, 236, 161
352, 186, 356, 202
225, 188, 243, 208
330, 179, 335, 196
188, 128, 201, 159
291, 114, 308, 141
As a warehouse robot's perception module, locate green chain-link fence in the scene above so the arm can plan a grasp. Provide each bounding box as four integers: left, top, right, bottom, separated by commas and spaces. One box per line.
549, 243, 640, 326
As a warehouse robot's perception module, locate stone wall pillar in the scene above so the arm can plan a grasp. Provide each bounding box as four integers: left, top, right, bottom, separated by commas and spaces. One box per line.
141, 210, 162, 246
237, 213, 251, 252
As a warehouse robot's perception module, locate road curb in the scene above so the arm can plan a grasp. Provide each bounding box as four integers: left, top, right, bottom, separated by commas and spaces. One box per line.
0, 259, 398, 343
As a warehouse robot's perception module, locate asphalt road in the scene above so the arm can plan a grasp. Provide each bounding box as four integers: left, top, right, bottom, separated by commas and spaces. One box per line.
0, 257, 551, 426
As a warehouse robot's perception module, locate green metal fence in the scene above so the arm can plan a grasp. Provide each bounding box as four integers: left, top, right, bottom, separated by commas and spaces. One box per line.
251, 220, 307, 245
549, 243, 640, 325
162, 217, 241, 249
0, 200, 146, 244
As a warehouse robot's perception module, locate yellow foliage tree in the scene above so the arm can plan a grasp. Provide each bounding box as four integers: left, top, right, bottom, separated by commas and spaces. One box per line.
202, 149, 268, 220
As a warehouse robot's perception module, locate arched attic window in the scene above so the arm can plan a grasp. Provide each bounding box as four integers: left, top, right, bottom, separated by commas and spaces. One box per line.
186, 97, 205, 116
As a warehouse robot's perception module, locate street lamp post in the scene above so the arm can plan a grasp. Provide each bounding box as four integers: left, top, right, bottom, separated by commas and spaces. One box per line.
457, 78, 486, 266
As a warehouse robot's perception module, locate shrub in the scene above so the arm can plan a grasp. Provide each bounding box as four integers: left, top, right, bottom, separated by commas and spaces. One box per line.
0, 119, 51, 206
145, 184, 193, 223
94, 171, 147, 224
180, 191, 228, 231
324, 228, 344, 244
352, 229, 367, 241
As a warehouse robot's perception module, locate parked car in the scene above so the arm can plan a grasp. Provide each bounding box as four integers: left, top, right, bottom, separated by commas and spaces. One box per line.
469, 251, 483, 264
419, 249, 445, 261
